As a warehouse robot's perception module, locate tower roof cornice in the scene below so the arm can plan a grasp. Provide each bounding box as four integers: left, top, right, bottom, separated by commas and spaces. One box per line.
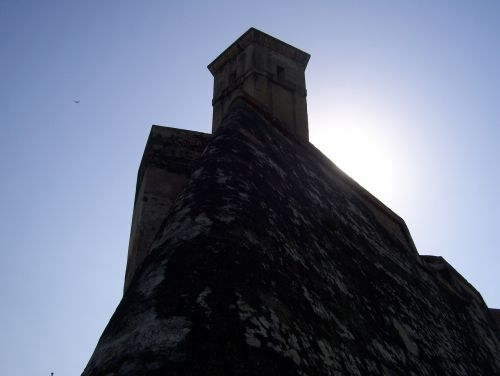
208, 27, 310, 75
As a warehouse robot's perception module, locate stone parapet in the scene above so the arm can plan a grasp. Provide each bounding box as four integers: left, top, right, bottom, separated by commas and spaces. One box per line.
124, 126, 211, 291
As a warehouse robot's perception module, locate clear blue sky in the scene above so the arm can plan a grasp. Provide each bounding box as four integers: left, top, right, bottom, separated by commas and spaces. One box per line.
0, 1, 498, 375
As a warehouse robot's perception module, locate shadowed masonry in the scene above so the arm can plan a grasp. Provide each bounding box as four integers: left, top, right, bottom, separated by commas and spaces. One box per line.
83, 28, 500, 375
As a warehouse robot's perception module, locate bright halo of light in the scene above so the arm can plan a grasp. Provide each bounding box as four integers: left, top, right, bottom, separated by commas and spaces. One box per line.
309, 100, 401, 204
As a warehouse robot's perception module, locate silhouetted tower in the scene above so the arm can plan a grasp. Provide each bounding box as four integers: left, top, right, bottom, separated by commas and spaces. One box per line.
208, 28, 310, 141
84, 27, 500, 376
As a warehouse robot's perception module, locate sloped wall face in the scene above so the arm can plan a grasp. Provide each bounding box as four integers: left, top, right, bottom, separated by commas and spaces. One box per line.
83, 99, 500, 376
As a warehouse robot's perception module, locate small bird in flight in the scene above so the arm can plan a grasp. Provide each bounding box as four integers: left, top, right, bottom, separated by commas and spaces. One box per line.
74, 100, 80, 104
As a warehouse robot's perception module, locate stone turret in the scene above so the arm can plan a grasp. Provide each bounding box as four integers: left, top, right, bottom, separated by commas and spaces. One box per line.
208, 28, 310, 141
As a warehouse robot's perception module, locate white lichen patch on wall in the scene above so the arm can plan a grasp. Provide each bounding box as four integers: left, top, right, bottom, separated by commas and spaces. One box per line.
86, 311, 191, 373
196, 287, 213, 316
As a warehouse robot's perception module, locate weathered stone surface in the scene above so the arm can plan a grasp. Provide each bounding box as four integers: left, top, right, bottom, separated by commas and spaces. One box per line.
83, 99, 500, 375
490, 309, 500, 331
124, 125, 210, 291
